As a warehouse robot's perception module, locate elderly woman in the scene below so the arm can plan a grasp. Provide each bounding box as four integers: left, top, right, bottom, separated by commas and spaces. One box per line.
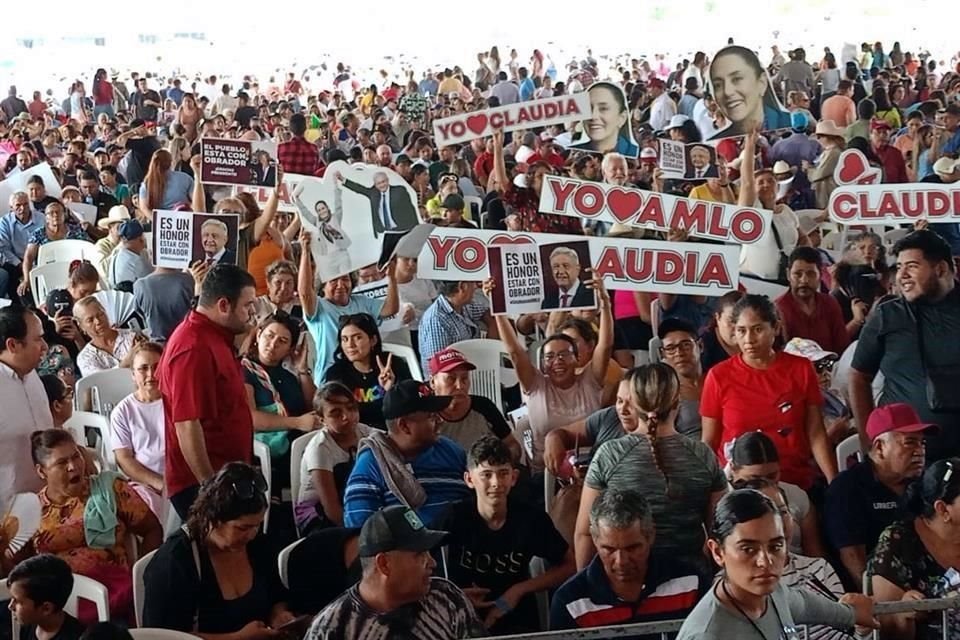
143, 462, 295, 638
21, 429, 162, 621
17, 201, 91, 298
110, 342, 166, 518
253, 259, 301, 323
73, 296, 145, 376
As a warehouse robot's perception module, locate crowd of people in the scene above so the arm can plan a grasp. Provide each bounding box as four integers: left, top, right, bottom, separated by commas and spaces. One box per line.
0, 37, 960, 640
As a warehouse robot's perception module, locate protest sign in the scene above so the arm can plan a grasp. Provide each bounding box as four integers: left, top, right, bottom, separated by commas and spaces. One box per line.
233, 172, 303, 213
355, 278, 407, 333
568, 82, 639, 158
657, 140, 719, 180
67, 202, 97, 225
292, 161, 418, 282
0, 163, 62, 207
152, 210, 240, 269
201, 138, 278, 187
418, 228, 739, 295
828, 183, 960, 224
432, 92, 590, 146
705, 45, 792, 141
488, 240, 596, 314
538, 175, 769, 244
832, 148, 882, 187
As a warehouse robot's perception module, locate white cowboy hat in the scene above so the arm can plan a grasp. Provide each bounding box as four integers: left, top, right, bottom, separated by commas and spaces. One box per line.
97, 204, 131, 230
814, 120, 845, 138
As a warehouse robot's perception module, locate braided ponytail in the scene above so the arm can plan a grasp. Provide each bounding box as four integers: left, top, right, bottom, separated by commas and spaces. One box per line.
629, 364, 681, 498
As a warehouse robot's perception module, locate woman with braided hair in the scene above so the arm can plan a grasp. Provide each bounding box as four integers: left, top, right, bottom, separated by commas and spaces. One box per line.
573, 363, 728, 572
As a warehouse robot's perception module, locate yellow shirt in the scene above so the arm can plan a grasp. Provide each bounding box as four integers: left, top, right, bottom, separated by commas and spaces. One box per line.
688, 183, 735, 204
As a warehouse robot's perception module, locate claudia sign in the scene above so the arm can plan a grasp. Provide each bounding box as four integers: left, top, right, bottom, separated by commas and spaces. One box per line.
539, 175, 770, 244
432, 93, 590, 146
417, 228, 740, 295
826, 149, 960, 223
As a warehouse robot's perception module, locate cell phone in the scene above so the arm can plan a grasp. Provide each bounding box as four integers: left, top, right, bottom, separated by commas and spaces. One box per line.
275, 615, 313, 640
55, 302, 72, 317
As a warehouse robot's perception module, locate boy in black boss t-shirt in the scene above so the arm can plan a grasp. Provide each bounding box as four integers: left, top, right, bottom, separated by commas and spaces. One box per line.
441, 436, 574, 635
7, 555, 85, 640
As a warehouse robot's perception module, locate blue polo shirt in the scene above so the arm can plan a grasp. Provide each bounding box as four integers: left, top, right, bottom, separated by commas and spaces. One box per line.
550, 554, 707, 631
343, 435, 469, 529
824, 459, 904, 555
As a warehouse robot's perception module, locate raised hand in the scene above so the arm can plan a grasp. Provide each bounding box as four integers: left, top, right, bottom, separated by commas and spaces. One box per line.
377, 353, 396, 390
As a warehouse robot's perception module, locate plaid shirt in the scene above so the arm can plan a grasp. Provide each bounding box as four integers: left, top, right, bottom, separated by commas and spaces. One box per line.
418, 295, 488, 375
503, 184, 583, 235
278, 136, 320, 176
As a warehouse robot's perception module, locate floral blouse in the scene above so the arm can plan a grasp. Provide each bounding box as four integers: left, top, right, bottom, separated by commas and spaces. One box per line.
76, 329, 136, 377
868, 520, 957, 639
35, 476, 153, 574
29, 226, 90, 246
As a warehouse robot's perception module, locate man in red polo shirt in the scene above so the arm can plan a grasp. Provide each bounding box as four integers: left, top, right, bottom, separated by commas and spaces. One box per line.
526, 132, 565, 170
776, 246, 849, 355
870, 119, 908, 184
159, 264, 258, 518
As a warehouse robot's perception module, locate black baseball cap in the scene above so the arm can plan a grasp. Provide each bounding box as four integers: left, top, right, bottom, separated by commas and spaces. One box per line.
382, 380, 452, 420
358, 506, 448, 557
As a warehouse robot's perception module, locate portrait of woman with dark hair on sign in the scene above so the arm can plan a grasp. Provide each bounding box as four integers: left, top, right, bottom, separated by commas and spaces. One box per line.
569, 81, 639, 158
707, 46, 792, 140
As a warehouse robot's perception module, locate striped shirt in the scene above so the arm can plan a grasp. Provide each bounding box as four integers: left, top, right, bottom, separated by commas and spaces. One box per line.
550, 554, 707, 633
343, 436, 469, 529
306, 578, 483, 640
781, 553, 854, 640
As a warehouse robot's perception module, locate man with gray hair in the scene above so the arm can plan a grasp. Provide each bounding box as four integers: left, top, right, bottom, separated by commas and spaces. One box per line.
825, 403, 936, 591
199, 218, 234, 265
550, 488, 707, 630
543, 246, 593, 309
334, 168, 418, 238
0, 191, 44, 297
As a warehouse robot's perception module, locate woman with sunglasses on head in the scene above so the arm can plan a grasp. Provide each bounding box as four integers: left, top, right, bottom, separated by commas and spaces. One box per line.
143, 462, 295, 639
322, 313, 411, 431
243, 311, 319, 492
574, 364, 728, 572
486, 272, 611, 473
677, 489, 876, 639
868, 458, 960, 640
728, 431, 827, 559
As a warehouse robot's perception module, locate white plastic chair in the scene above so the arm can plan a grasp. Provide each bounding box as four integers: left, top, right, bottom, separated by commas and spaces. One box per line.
75, 367, 136, 415
449, 339, 518, 412
529, 557, 550, 631
132, 549, 158, 627
836, 434, 864, 471
130, 630, 201, 640
36, 239, 99, 265
507, 406, 530, 468
463, 195, 483, 221
253, 440, 272, 534
289, 431, 319, 525
0, 298, 11, 308
64, 574, 110, 621
649, 299, 662, 336
64, 411, 116, 470
30, 262, 73, 303
278, 538, 305, 589
740, 276, 789, 298
382, 342, 424, 381
648, 337, 662, 364
883, 227, 910, 250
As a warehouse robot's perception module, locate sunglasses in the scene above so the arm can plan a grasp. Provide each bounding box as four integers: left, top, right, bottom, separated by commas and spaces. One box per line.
814, 358, 837, 374
231, 474, 268, 500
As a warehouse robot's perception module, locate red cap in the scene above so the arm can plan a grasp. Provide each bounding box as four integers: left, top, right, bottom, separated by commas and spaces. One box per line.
866, 403, 938, 441
870, 118, 892, 131
427, 348, 477, 376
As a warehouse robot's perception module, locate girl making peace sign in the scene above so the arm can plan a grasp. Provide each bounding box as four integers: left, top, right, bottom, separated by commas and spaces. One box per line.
322, 313, 412, 430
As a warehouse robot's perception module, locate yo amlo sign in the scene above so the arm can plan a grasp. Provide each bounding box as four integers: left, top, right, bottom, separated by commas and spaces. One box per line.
539, 175, 769, 244
417, 228, 739, 295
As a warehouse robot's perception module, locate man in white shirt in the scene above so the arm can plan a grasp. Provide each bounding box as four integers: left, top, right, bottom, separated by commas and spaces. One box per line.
647, 78, 676, 131
490, 72, 520, 105
0, 306, 54, 502
108, 219, 154, 287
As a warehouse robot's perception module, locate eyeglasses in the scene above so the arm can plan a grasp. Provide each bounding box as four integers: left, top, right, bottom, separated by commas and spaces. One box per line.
230, 473, 268, 499
661, 339, 696, 356
543, 351, 575, 364
439, 174, 458, 184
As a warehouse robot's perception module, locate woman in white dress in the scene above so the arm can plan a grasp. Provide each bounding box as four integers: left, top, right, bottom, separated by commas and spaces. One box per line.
293, 181, 352, 282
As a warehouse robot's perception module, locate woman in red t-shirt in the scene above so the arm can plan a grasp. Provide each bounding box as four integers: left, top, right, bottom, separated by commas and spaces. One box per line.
700, 294, 838, 490
92, 68, 115, 119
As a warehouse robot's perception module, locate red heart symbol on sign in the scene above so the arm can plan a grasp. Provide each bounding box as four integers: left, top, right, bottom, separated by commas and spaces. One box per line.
489, 234, 534, 245
606, 188, 643, 222
466, 114, 488, 136
836, 149, 869, 185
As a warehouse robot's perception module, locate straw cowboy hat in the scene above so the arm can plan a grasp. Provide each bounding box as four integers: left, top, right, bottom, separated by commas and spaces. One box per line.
814, 120, 846, 138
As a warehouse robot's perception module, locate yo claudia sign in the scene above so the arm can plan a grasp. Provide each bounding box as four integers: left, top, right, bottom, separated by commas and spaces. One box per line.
827, 149, 960, 224
432, 93, 590, 146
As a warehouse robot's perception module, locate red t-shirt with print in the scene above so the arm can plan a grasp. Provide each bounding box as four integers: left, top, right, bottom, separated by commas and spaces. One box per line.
700, 351, 823, 489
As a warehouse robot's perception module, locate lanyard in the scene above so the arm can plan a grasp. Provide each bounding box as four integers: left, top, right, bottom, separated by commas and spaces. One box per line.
721, 580, 795, 640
